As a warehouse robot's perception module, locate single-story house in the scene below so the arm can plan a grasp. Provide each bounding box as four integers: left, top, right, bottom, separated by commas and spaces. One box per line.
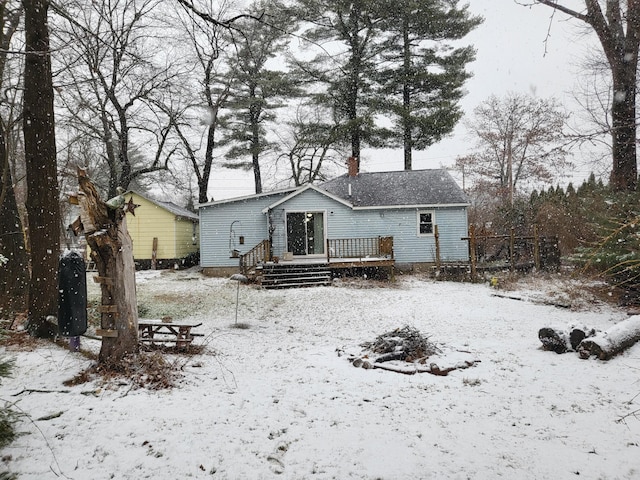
198, 158, 470, 276
123, 191, 199, 268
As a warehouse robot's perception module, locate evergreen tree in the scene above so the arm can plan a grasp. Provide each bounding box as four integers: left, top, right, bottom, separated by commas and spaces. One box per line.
221, 0, 299, 194
0, 355, 16, 453
0, 345, 17, 480
292, 0, 387, 170
375, 0, 481, 169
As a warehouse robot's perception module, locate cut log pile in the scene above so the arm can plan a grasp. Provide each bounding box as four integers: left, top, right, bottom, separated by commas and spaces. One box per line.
539, 316, 640, 360
345, 326, 480, 376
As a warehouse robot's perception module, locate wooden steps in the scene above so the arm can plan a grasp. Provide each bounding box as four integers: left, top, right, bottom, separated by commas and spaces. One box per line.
259, 263, 332, 289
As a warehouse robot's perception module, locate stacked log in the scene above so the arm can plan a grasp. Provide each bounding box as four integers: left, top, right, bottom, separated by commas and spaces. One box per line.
538, 325, 597, 354
539, 316, 640, 360
577, 316, 640, 360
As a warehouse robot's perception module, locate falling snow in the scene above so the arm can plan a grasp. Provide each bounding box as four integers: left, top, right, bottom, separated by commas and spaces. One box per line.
1, 270, 639, 479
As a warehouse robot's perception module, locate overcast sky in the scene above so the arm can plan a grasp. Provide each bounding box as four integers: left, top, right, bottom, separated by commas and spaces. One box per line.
364, 0, 597, 175
209, 0, 599, 200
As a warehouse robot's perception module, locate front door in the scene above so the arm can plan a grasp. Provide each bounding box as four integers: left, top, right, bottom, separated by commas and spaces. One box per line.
286, 211, 325, 256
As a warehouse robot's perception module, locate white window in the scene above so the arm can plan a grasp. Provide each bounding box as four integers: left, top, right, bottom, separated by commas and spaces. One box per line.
417, 211, 434, 236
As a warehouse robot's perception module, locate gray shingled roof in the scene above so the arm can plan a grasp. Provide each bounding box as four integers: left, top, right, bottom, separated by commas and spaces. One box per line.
127, 190, 198, 221
156, 200, 199, 221
320, 169, 469, 207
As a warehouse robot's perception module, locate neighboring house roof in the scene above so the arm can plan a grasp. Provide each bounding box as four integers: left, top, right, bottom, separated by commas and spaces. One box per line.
197, 187, 298, 209
126, 191, 198, 221
320, 169, 470, 208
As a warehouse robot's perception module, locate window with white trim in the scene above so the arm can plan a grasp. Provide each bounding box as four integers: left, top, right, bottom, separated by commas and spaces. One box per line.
417, 211, 434, 235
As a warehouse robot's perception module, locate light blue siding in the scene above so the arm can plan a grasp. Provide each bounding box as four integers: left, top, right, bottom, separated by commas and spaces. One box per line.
199, 192, 288, 267
200, 187, 469, 267
269, 189, 469, 263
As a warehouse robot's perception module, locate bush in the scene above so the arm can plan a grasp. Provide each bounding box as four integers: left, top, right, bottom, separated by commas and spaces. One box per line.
0, 356, 17, 450
181, 251, 200, 268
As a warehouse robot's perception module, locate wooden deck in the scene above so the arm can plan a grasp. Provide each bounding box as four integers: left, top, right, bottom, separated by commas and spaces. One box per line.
241, 236, 395, 279
258, 257, 395, 288
265, 256, 395, 269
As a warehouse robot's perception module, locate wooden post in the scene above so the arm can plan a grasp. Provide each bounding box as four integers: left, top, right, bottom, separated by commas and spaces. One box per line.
151, 237, 158, 270
75, 168, 138, 367
509, 227, 515, 271
533, 225, 541, 270
434, 225, 441, 273
469, 225, 477, 281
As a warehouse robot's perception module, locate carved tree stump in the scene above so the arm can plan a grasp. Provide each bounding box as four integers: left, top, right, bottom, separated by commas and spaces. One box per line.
75, 169, 138, 366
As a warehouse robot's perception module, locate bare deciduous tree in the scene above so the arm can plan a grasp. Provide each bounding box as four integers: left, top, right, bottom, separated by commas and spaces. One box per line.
53, 0, 182, 198
276, 104, 346, 186
455, 93, 571, 204
171, 0, 233, 204
528, 0, 639, 191
0, 1, 26, 319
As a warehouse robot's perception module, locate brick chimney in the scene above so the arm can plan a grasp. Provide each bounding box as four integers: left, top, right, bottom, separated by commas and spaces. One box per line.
347, 156, 359, 177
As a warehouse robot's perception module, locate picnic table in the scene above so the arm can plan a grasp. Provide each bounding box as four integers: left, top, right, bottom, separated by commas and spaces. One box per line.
138, 320, 202, 349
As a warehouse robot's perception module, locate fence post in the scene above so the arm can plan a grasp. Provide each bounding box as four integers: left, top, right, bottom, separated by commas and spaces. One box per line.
533, 225, 540, 270
151, 237, 158, 270
434, 225, 441, 272
469, 224, 477, 281
510, 227, 515, 271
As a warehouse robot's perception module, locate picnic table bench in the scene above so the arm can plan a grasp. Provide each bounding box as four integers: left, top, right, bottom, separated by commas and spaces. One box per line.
138, 320, 203, 349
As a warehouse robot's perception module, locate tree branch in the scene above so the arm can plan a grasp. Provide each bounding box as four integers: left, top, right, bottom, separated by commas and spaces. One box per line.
175, 0, 263, 31
532, 0, 590, 22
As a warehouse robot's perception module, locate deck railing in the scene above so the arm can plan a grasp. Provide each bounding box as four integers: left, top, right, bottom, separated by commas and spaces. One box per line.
240, 239, 271, 274
326, 236, 394, 261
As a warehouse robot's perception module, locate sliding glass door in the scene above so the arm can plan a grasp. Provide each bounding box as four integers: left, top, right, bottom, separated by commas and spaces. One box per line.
286, 211, 325, 256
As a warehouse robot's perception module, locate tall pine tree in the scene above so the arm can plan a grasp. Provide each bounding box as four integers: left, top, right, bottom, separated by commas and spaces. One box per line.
293, 0, 386, 170
221, 0, 299, 194
375, 0, 481, 169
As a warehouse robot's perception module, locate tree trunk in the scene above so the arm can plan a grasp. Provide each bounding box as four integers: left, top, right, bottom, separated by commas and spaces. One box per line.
578, 316, 640, 360
535, 0, 639, 191
0, 128, 28, 317
402, 15, 412, 171
76, 169, 138, 366
23, 0, 61, 337
609, 64, 638, 190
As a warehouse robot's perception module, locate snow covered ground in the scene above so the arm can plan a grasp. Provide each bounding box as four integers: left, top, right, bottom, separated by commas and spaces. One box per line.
1, 270, 640, 480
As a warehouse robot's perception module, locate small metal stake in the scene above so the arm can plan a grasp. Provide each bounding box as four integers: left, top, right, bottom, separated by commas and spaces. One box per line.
230, 273, 248, 325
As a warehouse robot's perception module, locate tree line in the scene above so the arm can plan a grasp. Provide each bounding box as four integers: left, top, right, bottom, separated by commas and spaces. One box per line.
52, 0, 481, 201
3, 0, 640, 336
0, 0, 480, 336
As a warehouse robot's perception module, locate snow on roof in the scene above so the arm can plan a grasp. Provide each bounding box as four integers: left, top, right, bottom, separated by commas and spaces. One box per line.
155, 199, 198, 221
127, 191, 198, 221
320, 169, 469, 207
196, 187, 298, 209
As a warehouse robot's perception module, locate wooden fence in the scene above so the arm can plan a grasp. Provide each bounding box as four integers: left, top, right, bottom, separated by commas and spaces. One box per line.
464, 225, 560, 277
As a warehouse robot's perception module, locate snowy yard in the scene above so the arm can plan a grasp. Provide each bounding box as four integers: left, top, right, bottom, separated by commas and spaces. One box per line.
1, 270, 640, 480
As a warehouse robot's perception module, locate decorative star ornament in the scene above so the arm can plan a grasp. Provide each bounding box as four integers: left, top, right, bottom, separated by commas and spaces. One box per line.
123, 197, 140, 215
